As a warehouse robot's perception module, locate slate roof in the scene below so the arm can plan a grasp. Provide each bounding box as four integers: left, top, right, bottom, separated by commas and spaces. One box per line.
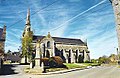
0, 28, 3, 39
4, 54, 21, 62
33, 35, 85, 45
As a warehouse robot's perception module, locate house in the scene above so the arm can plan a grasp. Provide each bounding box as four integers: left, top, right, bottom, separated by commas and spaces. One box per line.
0, 25, 6, 57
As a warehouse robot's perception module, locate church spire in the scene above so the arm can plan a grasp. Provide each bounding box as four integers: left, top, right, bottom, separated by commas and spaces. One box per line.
22, 8, 33, 38
26, 8, 30, 25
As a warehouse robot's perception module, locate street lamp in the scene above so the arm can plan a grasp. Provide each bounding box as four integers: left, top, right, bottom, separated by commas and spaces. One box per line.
116, 48, 120, 65
114, 47, 120, 65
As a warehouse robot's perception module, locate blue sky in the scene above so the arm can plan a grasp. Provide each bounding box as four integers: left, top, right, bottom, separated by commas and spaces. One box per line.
0, 0, 118, 59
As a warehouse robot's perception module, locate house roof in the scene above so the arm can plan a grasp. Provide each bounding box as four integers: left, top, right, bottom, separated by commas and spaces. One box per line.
33, 35, 85, 45
4, 54, 21, 62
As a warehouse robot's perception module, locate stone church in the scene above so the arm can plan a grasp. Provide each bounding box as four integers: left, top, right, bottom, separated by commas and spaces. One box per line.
22, 9, 90, 63
0, 25, 6, 57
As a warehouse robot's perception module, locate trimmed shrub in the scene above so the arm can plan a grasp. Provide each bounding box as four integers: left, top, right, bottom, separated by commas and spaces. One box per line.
84, 60, 90, 63
49, 56, 64, 68
40, 58, 49, 66
40, 56, 65, 68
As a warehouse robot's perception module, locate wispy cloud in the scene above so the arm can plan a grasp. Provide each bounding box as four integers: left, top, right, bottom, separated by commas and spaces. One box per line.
69, 0, 81, 2
49, 0, 107, 35
65, 7, 116, 58
31, 0, 47, 27
5, 39, 21, 52
89, 32, 117, 58
0, 0, 116, 59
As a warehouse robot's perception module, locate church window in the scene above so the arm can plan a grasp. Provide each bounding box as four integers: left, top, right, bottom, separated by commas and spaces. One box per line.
47, 41, 50, 48
27, 28, 30, 31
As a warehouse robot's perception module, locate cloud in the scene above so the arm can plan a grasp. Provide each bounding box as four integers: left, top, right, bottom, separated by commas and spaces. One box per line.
0, 16, 16, 19
68, 0, 81, 2
5, 39, 21, 52
49, 0, 107, 35
50, 18, 69, 37
89, 32, 118, 59
31, 1, 72, 37
1, 0, 116, 59
6, 29, 22, 45
10, 28, 23, 34
0, 21, 7, 25
31, 0, 47, 27
64, 5, 116, 59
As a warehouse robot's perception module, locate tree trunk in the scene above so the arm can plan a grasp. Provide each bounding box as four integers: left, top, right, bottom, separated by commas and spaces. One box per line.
25, 56, 27, 64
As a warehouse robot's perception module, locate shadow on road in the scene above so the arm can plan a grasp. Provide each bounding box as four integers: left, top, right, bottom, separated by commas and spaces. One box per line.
0, 64, 18, 75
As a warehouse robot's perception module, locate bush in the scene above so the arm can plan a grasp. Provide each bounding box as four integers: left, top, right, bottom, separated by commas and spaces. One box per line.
84, 60, 90, 63
40, 58, 49, 66
49, 56, 64, 68
40, 56, 64, 68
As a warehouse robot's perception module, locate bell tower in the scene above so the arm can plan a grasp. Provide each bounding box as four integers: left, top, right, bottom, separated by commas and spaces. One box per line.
21, 8, 33, 64
22, 8, 33, 38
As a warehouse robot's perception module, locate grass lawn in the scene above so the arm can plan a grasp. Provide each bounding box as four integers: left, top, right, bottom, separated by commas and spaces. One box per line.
79, 63, 101, 66
64, 63, 100, 69
24, 63, 101, 73
64, 63, 86, 69
47, 63, 87, 72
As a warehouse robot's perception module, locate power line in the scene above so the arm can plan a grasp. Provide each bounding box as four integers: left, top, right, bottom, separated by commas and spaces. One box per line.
70, 2, 111, 23
49, 0, 107, 32
71, 2, 111, 25
7, 0, 59, 29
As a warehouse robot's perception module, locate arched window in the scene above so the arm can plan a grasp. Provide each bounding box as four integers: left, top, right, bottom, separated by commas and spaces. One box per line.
46, 50, 50, 58
43, 44, 45, 57
27, 28, 30, 31
47, 41, 50, 48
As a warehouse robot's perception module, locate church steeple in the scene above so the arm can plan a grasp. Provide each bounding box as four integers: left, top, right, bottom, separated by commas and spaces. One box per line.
26, 8, 30, 25
22, 8, 33, 38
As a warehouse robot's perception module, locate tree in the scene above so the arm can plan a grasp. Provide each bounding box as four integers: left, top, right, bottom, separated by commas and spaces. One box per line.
21, 32, 33, 63
98, 55, 110, 64
109, 54, 117, 63
91, 59, 98, 63
7, 50, 11, 54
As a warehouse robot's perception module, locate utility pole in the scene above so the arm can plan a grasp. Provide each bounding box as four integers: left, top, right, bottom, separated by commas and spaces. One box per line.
110, 0, 120, 64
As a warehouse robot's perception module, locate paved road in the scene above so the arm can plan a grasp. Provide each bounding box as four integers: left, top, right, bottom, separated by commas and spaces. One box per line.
0, 64, 120, 78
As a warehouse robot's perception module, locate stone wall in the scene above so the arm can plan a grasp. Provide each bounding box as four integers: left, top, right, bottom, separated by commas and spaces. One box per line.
55, 43, 90, 63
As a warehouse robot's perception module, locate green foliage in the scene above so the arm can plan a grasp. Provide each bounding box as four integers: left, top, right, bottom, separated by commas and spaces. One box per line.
84, 60, 90, 63
109, 54, 118, 64
98, 55, 110, 64
91, 59, 98, 63
97, 54, 119, 64
64, 63, 85, 69
21, 31, 33, 61
80, 63, 100, 66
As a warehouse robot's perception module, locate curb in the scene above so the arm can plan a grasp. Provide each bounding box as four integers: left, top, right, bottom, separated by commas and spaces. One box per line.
40, 67, 91, 75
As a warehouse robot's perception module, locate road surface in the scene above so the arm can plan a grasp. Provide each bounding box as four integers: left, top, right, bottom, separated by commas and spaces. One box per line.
0, 64, 120, 78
